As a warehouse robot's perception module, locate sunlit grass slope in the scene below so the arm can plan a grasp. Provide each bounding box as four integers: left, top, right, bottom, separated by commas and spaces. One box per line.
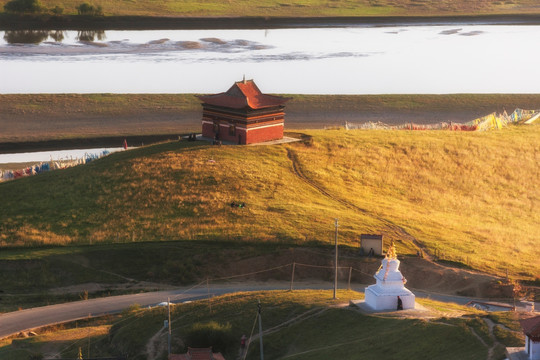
294, 126, 540, 278
0, 140, 384, 246
0, 0, 539, 17
0, 126, 539, 279
89, 290, 491, 360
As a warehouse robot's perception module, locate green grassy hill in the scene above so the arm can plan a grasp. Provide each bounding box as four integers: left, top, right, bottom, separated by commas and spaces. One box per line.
0, 127, 539, 280
1, 0, 540, 17
0, 290, 526, 360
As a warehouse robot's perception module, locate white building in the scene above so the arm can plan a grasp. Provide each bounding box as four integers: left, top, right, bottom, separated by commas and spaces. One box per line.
364, 242, 415, 311
522, 316, 540, 360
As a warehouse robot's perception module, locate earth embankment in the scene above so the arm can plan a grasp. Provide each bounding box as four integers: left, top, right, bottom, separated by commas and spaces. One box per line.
2, 14, 540, 31
2, 93, 540, 152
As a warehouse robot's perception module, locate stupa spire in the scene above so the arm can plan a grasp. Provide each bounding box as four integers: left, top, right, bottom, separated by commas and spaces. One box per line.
386, 241, 397, 260
365, 239, 415, 311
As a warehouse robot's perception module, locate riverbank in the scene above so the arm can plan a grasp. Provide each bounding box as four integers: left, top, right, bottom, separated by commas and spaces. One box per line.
1, 93, 540, 152
0, 135, 181, 154
2, 14, 540, 30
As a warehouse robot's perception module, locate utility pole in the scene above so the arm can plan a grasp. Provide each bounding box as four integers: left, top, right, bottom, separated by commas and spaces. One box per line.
87, 325, 91, 359
348, 266, 352, 290
334, 218, 338, 300
168, 297, 172, 356
258, 300, 264, 360
290, 262, 296, 291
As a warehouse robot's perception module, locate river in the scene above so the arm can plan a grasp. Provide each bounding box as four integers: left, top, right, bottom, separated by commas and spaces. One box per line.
1, 25, 540, 94
0, 147, 123, 165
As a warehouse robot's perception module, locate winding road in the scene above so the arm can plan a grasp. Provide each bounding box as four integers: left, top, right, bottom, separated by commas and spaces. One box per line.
1, 281, 535, 340
0, 282, 316, 339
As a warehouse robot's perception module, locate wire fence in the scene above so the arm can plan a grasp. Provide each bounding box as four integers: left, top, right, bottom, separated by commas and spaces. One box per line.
41, 254, 533, 360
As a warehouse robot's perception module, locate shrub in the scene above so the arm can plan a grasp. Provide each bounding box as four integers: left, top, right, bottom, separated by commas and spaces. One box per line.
76, 2, 103, 15
184, 321, 236, 355
51, 5, 63, 14
3, 0, 43, 13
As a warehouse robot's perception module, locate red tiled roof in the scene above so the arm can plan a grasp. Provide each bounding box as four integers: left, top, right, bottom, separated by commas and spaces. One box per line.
198, 79, 288, 110
520, 315, 540, 341
169, 355, 189, 360
169, 347, 226, 360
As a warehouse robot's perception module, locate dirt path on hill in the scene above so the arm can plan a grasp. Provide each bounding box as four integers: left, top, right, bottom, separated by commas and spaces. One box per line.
279, 153, 516, 299
286, 147, 428, 257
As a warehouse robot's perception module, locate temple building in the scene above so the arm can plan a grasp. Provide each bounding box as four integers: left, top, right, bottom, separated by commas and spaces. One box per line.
365, 242, 415, 311
198, 79, 288, 145
507, 315, 540, 360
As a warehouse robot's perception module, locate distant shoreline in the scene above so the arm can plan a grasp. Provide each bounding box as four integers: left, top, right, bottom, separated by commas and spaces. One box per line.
0, 135, 183, 154
1, 93, 540, 154
2, 14, 540, 30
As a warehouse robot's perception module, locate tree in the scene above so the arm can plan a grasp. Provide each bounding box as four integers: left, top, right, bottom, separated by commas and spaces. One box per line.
76, 2, 103, 16
3, 0, 43, 13
184, 321, 236, 355
51, 5, 63, 15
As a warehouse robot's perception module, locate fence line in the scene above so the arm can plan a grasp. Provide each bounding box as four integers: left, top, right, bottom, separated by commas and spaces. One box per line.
344, 108, 540, 131
0, 150, 112, 182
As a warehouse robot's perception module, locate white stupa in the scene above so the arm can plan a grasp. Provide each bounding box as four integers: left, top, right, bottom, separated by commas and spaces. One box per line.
365, 242, 415, 311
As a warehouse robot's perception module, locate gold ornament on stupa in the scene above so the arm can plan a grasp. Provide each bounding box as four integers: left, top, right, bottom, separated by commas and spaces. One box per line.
386, 241, 397, 260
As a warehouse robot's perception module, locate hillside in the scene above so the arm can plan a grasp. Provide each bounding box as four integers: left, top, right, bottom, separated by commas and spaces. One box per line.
0, 127, 539, 280
2, 290, 523, 360
1, 0, 540, 18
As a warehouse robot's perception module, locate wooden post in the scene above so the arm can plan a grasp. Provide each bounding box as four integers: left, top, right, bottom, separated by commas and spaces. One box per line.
207, 277, 212, 314
168, 297, 171, 356
258, 300, 264, 360
348, 267, 352, 290
334, 218, 338, 300
290, 262, 296, 291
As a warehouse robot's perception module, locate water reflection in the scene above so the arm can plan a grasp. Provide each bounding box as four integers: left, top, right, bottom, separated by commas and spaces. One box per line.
3, 30, 62, 44
3, 30, 105, 44
76, 30, 106, 42
49, 30, 65, 42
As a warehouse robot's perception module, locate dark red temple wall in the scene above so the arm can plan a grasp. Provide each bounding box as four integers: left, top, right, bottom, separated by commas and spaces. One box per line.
246, 124, 283, 144
202, 122, 214, 139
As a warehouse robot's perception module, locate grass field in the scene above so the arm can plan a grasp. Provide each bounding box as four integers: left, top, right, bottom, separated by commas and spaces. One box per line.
293, 127, 540, 278
1, 0, 540, 17
0, 290, 525, 360
0, 126, 539, 281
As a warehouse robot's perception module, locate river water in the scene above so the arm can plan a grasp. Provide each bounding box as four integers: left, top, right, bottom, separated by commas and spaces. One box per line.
1, 25, 540, 94
0, 147, 123, 165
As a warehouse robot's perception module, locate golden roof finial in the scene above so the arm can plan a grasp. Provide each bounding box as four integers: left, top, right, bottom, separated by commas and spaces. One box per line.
386, 241, 397, 260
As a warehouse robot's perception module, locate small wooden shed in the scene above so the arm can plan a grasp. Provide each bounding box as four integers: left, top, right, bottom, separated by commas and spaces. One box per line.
360, 234, 383, 256
521, 315, 540, 360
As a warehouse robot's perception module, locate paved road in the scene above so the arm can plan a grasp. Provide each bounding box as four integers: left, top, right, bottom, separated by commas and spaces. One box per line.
0, 282, 308, 339
0, 282, 536, 339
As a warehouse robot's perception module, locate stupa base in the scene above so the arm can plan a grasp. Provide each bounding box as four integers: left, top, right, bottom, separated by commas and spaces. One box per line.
365, 285, 415, 311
